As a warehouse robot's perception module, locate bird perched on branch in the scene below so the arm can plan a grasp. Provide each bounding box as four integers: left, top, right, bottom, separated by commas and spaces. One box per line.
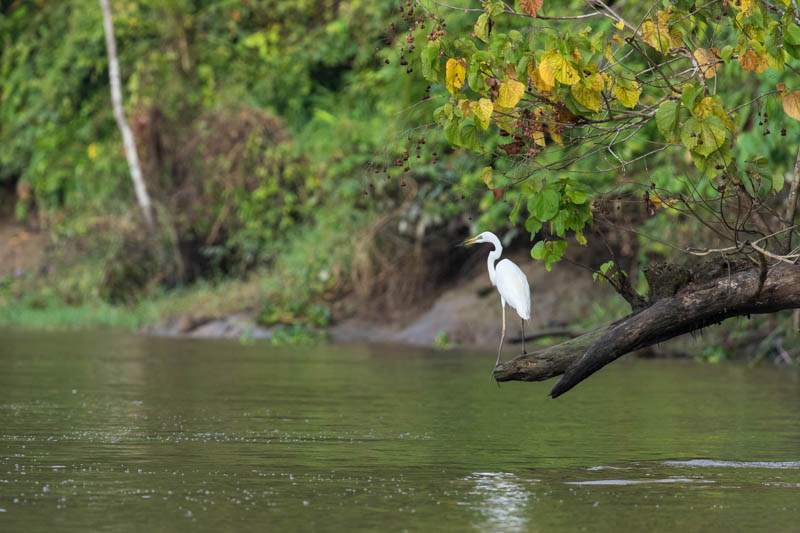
459, 231, 531, 376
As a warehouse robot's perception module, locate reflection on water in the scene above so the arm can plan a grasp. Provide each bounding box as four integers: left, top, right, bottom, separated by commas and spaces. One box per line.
566, 478, 713, 486
467, 472, 532, 532
664, 459, 800, 469
0, 329, 799, 532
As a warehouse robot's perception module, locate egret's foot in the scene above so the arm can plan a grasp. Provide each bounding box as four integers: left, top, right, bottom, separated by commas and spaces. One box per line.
489, 364, 501, 387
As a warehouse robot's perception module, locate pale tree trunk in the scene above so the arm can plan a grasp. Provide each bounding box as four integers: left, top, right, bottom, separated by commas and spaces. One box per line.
99, 0, 155, 232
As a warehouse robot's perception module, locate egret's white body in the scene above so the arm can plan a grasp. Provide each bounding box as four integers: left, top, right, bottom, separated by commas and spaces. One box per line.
461, 231, 531, 373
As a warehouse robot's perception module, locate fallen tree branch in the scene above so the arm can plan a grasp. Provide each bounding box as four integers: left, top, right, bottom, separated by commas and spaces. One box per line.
494, 326, 611, 382
493, 263, 800, 396
509, 328, 587, 344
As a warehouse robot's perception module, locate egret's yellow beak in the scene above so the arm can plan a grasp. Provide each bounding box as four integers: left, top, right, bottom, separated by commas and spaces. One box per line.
457, 235, 479, 247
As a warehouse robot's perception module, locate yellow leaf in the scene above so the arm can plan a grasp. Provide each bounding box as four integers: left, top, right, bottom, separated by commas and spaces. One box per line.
783, 91, 800, 120
571, 81, 602, 112
613, 81, 641, 108
641, 11, 682, 53
604, 42, 615, 62
738, 0, 755, 16
612, 34, 625, 47
540, 49, 579, 86
614, 20, 625, 30
87, 143, 98, 160
446, 58, 466, 94
506, 63, 518, 80
737, 48, 768, 73
651, 194, 662, 209
493, 106, 518, 133
457, 99, 474, 118
475, 98, 493, 130
520, 0, 544, 18
547, 121, 564, 146
692, 96, 735, 133
532, 130, 546, 147
587, 73, 604, 92
496, 79, 526, 108
693, 47, 721, 78
481, 167, 494, 189
532, 66, 554, 92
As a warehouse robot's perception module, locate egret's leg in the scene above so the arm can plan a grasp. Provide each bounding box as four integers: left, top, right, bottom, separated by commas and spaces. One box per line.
490, 303, 507, 383
495, 303, 506, 367
521, 318, 526, 354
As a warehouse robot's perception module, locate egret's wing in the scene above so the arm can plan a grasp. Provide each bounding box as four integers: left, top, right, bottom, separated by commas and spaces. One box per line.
495, 259, 531, 320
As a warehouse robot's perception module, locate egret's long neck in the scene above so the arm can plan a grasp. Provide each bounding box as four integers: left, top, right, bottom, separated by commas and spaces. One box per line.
486, 234, 503, 286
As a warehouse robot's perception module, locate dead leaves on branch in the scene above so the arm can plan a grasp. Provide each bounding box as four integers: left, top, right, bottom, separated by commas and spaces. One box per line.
520, 0, 543, 18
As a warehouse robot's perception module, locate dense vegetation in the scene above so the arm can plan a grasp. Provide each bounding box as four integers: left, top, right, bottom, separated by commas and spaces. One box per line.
1, 0, 798, 361
0, 0, 463, 332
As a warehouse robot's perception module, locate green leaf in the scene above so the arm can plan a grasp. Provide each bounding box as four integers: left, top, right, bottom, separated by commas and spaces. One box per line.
531, 240, 568, 271
566, 188, 588, 204
720, 45, 734, 62
444, 118, 462, 146
681, 116, 727, 157
528, 188, 561, 221
531, 240, 546, 259
656, 101, 680, 143
690, 144, 732, 172
773, 172, 785, 193
680, 84, 698, 109
481, 166, 494, 189
459, 120, 481, 151
784, 23, 800, 45
486, 0, 505, 18
509, 196, 522, 224
421, 43, 441, 82
433, 104, 454, 127
525, 215, 543, 236
475, 13, 490, 43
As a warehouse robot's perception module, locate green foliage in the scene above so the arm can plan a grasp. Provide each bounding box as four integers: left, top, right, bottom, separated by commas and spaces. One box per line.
434, 330, 452, 350
405, 0, 800, 268
270, 324, 327, 345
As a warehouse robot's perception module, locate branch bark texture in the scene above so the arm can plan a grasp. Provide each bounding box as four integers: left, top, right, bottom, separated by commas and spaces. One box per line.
493, 263, 800, 396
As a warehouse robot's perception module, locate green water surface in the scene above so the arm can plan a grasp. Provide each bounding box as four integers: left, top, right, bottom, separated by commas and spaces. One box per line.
1, 330, 798, 532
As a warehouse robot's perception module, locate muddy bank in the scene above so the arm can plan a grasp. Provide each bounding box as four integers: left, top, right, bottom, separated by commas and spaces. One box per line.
144, 250, 623, 349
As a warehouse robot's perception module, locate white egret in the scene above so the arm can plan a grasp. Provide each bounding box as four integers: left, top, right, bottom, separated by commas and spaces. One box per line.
460, 231, 531, 373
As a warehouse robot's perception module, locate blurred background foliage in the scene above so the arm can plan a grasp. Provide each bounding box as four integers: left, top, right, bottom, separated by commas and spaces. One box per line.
0, 0, 797, 355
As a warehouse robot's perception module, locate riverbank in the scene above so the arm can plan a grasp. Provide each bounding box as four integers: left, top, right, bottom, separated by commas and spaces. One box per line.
0, 215, 622, 348
2, 216, 796, 364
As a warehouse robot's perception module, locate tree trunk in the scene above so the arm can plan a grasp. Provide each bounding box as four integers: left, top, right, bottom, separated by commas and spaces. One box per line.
99, 0, 155, 232
493, 263, 800, 397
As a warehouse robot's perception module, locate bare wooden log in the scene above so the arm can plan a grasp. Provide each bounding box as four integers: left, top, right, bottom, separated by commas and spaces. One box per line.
494, 263, 800, 396
494, 326, 611, 382
508, 328, 587, 344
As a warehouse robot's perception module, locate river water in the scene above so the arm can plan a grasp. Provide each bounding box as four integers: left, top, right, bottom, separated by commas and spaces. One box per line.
0, 329, 798, 531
